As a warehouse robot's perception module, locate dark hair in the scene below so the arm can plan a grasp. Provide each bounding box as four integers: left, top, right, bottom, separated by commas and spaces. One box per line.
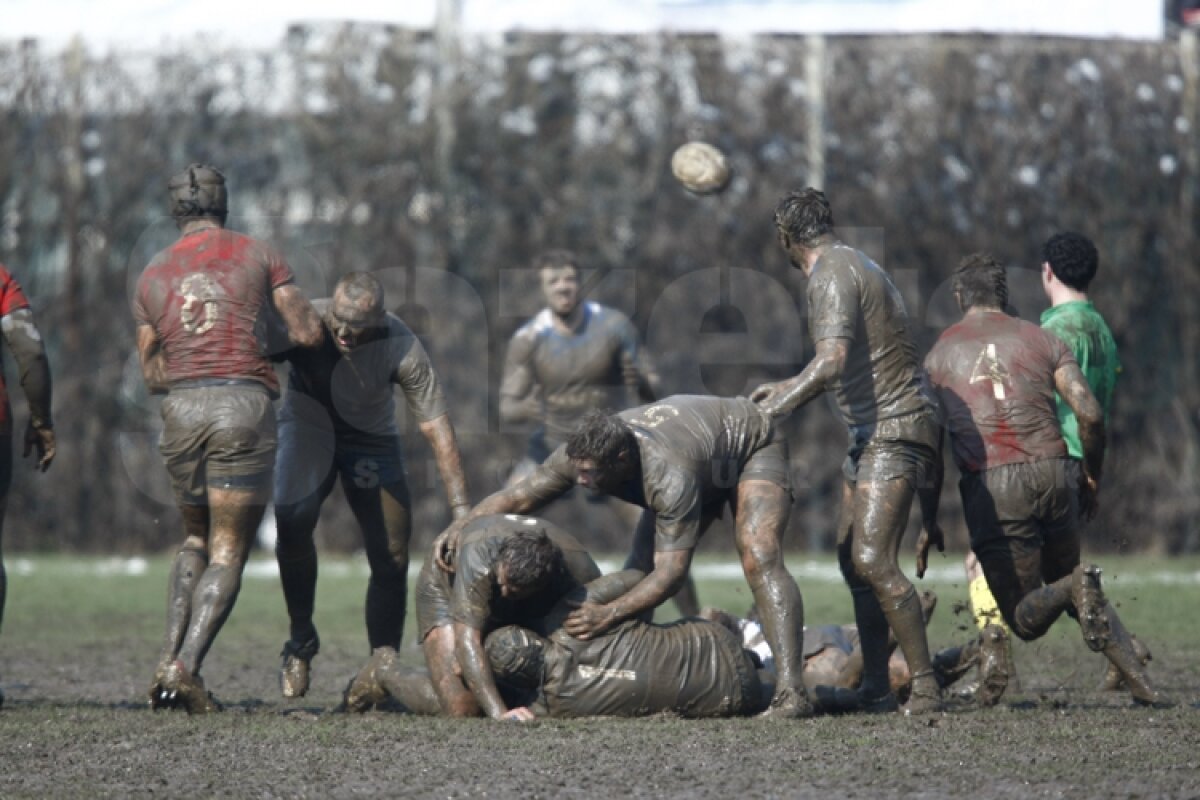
773, 188, 835, 248
1042, 232, 1098, 292
336, 271, 385, 315
485, 626, 546, 690
566, 410, 636, 465
534, 249, 580, 276
953, 252, 1008, 311
167, 163, 228, 225
497, 530, 566, 594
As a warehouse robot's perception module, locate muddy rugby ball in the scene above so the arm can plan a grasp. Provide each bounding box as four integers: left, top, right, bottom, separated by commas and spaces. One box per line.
670, 141, 731, 195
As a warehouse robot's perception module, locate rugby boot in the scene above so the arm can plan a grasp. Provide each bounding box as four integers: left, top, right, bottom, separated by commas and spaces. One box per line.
757, 685, 816, 719
901, 671, 944, 715
1071, 564, 1110, 652
1098, 635, 1151, 692
279, 633, 320, 699
342, 647, 396, 712
1100, 612, 1169, 708
148, 660, 180, 710
160, 660, 220, 714
975, 625, 1010, 707
812, 685, 898, 715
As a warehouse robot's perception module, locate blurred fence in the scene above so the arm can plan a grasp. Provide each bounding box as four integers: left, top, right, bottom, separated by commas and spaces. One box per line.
0, 26, 1197, 554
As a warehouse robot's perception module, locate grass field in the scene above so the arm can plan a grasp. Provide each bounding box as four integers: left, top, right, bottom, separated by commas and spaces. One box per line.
1, 552, 1199, 798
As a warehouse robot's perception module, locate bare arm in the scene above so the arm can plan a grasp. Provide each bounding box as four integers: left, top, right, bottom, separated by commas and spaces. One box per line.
272, 284, 323, 348
915, 429, 945, 578
1055, 362, 1106, 518
432, 472, 568, 572
499, 334, 542, 426
750, 338, 849, 418
563, 549, 692, 639
418, 413, 472, 520
454, 622, 516, 720
136, 322, 170, 396
4, 308, 55, 470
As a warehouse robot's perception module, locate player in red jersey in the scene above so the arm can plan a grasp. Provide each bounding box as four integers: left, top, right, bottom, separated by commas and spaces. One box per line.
134, 164, 322, 713
0, 263, 55, 710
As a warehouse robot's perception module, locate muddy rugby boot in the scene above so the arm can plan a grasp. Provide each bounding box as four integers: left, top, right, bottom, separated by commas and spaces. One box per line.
1100, 613, 1170, 708
158, 661, 221, 714
758, 685, 816, 719
279, 634, 320, 699
975, 625, 1010, 707
148, 660, 180, 710
901, 671, 944, 716
1072, 564, 1110, 652
342, 647, 396, 712
1098, 635, 1151, 692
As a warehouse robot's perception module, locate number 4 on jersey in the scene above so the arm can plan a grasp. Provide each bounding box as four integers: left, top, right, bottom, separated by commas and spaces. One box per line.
970, 343, 1009, 400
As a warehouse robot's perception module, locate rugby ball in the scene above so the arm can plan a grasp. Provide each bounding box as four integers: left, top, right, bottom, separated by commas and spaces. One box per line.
671, 141, 731, 195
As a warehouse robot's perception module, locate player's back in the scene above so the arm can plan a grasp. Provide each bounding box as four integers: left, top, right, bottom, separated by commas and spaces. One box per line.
925, 310, 1074, 472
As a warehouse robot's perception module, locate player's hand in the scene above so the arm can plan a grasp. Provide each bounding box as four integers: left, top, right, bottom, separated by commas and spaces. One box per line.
432, 523, 465, 573
499, 707, 535, 722
563, 601, 618, 640
915, 521, 944, 579
23, 421, 55, 472
1079, 473, 1100, 521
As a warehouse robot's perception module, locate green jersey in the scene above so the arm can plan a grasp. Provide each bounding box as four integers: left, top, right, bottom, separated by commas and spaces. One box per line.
1040, 300, 1120, 459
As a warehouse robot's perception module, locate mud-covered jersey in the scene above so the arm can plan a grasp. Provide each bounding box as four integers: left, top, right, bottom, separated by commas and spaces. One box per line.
0, 263, 32, 431
1040, 301, 1119, 461
281, 301, 447, 440
133, 228, 295, 395
538, 617, 758, 718
535, 395, 776, 551
501, 302, 656, 443
451, 515, 601, 633
807, 244, 930, 427
924, 310, 1075, 473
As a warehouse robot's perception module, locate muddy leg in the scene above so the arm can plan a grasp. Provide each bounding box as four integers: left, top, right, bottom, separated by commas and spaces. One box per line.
422, 625, 482, 717
376, 664, 443, 715
275, 475, 332, 647
1099, 607, 1163, 706
734, 479, 812, 717
160, 543, 208, 666
346, 479, 411, 650
175, 486, 264, 675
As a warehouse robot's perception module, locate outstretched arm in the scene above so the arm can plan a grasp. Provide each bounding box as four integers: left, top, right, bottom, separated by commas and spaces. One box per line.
4, 308, 54, 470
418, 413, 472, 520
454, 622, 532, 721
750, 338, 848, 418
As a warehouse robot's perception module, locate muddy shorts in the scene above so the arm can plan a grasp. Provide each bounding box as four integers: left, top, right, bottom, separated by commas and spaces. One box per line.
415, 552, 453, 642
159, 383, 276, 506
275, 417, 408, 508
842, 409, 939, 487
961, 459, 1081, 607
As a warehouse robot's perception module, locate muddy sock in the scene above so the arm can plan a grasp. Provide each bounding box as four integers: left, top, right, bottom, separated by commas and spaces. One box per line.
177, 563, 242, 674
1100, 607, 1159, 704
851, 586, 892, 698
160, 548, 207, 665
277, 544, 318, 644
366, 569, 407, 651
750, 565, 806, 695
0, 558, 6, 634
1012, 575, 1072, 640
881, 586, 935, 681
672, 575, 702, 618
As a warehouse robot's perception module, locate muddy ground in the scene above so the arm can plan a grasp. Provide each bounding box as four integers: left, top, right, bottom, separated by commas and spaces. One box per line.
2, 557, 1199, 798
2, 633, 1198, 798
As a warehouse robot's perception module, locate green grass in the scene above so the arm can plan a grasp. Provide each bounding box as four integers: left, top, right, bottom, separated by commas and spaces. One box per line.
5, 551, 1199, 671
